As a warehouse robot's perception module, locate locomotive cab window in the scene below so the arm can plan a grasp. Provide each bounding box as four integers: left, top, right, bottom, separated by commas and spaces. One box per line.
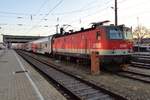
108, 29, 123, 39
96, 31, 101, 40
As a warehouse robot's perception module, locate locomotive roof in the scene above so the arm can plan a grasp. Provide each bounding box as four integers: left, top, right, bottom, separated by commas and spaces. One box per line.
54, 27, 97, 38
54, 25, 126, 38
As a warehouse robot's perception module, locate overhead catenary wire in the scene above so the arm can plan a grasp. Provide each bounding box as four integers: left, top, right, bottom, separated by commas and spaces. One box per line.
0, 0, 50, 16
54, 0, 113, 33
66, 0, 113, 26
26, 0, 64, 33
27, 0, 114, 35
3, 0, 150, 36
53, 0, 112, 30
5, 0, 51, 35
52, 0, 112, 15
0, 0, 51, 33
114, 0, 150, 26
44, 0, 63, 18
0, 11, 32, 16
34, 0, 50, 16
52, 0, 99, 15
1, 0, 113, 34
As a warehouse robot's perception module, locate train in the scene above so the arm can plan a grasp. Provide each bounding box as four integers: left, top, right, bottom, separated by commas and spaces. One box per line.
15, 21, 133, 68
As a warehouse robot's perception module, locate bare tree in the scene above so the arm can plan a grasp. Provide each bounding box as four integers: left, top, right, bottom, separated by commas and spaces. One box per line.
133, 25, 150, 44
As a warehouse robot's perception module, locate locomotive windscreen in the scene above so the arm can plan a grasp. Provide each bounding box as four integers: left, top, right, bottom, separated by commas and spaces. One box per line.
107, 26, 132, 40
107, 27, 124, 39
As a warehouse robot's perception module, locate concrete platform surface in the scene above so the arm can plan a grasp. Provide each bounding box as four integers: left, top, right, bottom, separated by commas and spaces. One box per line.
0, 50, 66, 100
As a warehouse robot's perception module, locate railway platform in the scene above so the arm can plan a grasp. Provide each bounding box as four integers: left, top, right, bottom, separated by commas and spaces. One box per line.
0, 49, 66, 100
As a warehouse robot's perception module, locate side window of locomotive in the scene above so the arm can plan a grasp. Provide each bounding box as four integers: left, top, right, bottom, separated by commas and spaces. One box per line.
96, 31, 101, 40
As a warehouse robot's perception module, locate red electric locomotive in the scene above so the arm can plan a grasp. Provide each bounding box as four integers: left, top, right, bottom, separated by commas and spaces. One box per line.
52, 21, 133, 65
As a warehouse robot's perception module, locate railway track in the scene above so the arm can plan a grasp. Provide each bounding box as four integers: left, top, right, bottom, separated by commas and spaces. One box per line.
133, 57, 150, 62
16, 50, 125, 100
117, 69, 150, 84
131, 53, 150, 69
130, 61, 150, 69
117, 53, 150, 83
133, 52, 150, 56
132, 53, 150, 62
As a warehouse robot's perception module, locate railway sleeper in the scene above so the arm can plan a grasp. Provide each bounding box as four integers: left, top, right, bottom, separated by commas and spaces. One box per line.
47, 76, 77, 84
61, 80, 80, 85
69, 85, 90, 90
131, 64, 150, 69
86, 93, 111, 100
75, 88, 98, 94
46, 70, 64, 76
49, 72, 72, 79
76, 90, 99, 97
46, 72, 73, 80
76, 91, 108, 99
61, 81, 80, 86
56, 78, 76, 83
131, 62, 150, 66
66, 83, 86, 88
55, 76, 73, 80
49, 74, 70, 80
71, 87, 92, 92
118, 73, 150, 82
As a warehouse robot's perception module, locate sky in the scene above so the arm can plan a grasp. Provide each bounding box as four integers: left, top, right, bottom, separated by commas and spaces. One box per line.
0, 0, 150, 42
